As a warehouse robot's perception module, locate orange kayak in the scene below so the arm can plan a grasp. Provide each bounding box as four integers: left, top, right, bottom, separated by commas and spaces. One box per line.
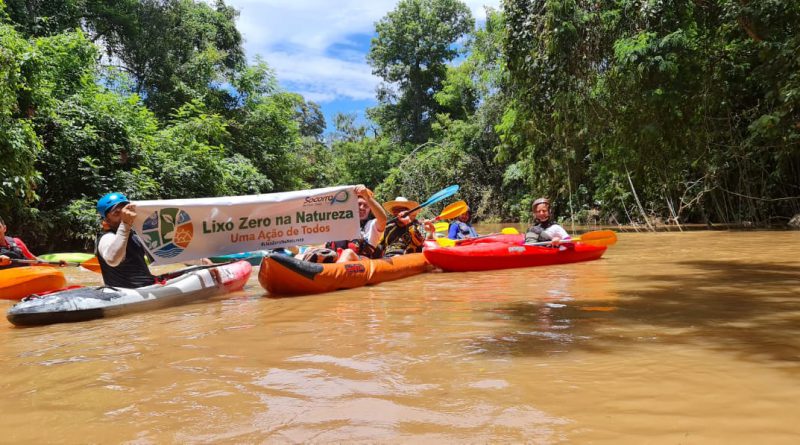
259, 253, 429, 295
0, 266, 67, 301
80, 256, 101, 273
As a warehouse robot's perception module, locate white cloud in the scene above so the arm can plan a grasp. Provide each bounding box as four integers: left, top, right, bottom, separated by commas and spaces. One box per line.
226, 0, 501, 104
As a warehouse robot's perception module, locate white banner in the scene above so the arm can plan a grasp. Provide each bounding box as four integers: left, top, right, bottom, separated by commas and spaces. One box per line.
132, 186, 360, 265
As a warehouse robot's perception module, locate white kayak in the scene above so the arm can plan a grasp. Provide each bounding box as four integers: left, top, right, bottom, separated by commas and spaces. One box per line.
6, 261, 252, 326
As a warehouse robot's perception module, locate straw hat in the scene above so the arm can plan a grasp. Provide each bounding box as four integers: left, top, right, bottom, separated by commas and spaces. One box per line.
383, 196, 420, 216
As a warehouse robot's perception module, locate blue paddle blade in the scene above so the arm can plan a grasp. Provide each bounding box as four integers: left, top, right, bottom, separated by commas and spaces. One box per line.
419, 185, 459, 207
385, 184, 460, 225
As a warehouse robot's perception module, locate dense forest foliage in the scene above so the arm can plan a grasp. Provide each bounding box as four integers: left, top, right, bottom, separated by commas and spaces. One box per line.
1, 0, 798, 251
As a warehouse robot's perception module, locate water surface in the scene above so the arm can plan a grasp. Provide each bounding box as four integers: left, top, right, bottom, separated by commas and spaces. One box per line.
1, 231, 799, 443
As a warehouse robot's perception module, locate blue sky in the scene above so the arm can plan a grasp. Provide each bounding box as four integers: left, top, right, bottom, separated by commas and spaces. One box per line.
223, 0, 501, 131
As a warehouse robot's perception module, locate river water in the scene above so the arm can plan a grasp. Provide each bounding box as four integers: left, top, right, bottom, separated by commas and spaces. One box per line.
1, 230, 799, 443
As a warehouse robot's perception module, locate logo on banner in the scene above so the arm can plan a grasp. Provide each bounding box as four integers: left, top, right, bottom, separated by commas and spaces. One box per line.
141, 208, 194, 258
303, 189, 350, 207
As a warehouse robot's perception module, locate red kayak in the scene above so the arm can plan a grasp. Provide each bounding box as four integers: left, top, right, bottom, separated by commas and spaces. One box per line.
423, 238, 606, 272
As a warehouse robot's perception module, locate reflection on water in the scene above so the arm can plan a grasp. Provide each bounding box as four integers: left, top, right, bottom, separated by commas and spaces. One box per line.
1, 231, 799, 443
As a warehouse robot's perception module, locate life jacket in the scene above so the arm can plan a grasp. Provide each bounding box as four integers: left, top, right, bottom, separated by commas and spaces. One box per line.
325, 218, 382, 259
379, 221, 424, 257
301, 247, 339, 263
0, 236, 25, 269
449, 221, 478, 240
95, 228, 156, 288
524, 219, 553, 244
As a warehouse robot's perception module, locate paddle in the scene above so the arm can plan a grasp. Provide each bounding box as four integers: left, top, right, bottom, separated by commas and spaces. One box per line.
431, 200, 468, 233
526, 230, 618, 247
435, 200, 468, 221
9, 258, 99, 269
434, 222, 449, 233
436, 227, 520, 247
9, 258, 75, 267
386, 184, 460, 224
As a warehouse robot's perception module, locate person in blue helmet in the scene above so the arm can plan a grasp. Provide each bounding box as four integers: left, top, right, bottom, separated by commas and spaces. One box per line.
95, 192, 156, 288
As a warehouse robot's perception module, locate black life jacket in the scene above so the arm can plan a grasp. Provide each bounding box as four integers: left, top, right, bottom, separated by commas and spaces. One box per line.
325, 218, 381, 259
379, 221, 424, 257
524, 219, 553, 244
0, 236, 25, 269
95, 229, 156, 288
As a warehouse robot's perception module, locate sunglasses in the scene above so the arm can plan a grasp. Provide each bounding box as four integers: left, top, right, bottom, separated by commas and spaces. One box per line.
107, 203, 128, 216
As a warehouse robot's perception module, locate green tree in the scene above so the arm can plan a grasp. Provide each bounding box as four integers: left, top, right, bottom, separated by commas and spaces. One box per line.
6, 0, 246, 118
501, 0, 800, 225
368, 0, 474, 144
329, 113, 398, 188
0, 20, 42, 217
150, 100, 270, 198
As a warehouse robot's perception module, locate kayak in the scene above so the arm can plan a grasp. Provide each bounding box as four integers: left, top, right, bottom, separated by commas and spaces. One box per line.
209, 250, 270, 266
38, 252, 94, 263
0, 266, 67, 301
80, 256, 101, 272
423, 240, 607, 272
457, 233, 526, 246
259, 253, 429, 295
38, 253, 100, 273
6, 261, 252, 326
209, 249, 296, 266
41, 254, 147, 273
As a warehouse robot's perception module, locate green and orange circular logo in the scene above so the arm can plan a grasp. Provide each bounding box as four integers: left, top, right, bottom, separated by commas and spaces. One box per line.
141, 208, 193, 259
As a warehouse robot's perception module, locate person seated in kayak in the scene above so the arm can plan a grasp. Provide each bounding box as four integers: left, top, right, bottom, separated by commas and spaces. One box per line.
326, 185, 387, 262
378, 197, 436, 257
95, 192, 157, 288
524, 197, 570, 246
0, 216, 47, 268
447, 205, 478, 240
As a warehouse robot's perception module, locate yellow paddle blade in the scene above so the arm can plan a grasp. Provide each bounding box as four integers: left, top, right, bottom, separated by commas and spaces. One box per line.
500, 227, 519, 234
434, 221, 449, 233
437, 200, 468, 220
573, 230, 617, 246
436, 237, 456, 247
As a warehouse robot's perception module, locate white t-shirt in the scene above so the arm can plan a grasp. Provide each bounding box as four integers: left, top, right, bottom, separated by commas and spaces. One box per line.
362, 219, 383, 246
544, 224, 570, 241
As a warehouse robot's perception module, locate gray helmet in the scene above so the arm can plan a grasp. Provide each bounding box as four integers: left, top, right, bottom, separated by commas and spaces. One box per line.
532, 197, 550, 210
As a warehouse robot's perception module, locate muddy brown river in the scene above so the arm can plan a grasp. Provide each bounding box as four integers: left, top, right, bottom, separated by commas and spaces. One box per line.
1, 230, 799, 443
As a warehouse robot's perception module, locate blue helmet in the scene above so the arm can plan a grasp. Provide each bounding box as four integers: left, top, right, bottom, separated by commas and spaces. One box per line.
97, 192, 130, 217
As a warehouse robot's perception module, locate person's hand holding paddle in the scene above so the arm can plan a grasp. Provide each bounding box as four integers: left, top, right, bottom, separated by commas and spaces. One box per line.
422, 220, 437, 240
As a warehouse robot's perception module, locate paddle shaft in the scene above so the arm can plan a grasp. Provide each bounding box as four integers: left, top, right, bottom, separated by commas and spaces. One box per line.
386, 185, 460, 224
525, 230, 617, 247
454, 230, 516, 244
9, 258, 80, 267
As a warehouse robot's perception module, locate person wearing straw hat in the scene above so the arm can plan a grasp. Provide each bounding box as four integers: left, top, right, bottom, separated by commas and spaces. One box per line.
378, 197, 436, 257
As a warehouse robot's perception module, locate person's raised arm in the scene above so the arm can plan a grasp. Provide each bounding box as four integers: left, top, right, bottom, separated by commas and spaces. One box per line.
355, 185, 386, 233
98, 204, 137, 266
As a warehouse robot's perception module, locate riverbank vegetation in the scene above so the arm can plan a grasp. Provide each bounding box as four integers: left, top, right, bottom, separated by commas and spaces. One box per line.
1, 0, 798, 251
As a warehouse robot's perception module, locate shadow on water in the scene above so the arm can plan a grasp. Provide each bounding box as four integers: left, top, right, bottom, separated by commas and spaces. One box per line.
470, 259, 800, 368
